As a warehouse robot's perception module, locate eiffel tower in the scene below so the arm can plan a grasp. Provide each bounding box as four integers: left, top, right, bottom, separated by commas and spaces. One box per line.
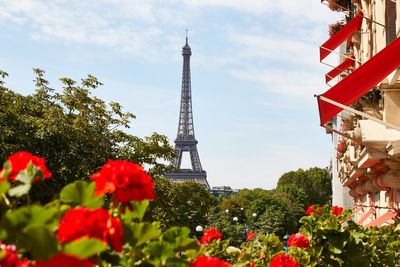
165, 33, 210, 189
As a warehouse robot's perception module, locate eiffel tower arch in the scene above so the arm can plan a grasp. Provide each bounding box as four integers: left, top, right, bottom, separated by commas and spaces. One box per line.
165, 34, 210, 189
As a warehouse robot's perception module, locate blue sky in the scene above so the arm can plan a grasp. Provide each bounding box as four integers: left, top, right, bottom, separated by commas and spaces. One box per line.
0, 0, 341, 189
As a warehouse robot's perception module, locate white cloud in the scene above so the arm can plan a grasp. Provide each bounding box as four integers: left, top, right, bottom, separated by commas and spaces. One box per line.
228, 32, 318, 67
0, 0, 187, 59
184, 0, 340, 23
228, 67, 325, 97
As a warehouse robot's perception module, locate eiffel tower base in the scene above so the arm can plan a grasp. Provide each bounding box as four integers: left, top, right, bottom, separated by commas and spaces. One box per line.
165, 170, 210, 189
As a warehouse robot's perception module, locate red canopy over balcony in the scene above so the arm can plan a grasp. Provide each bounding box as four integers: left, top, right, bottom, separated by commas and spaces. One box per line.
320, 15, 363, 61
317, 36, 400, 126
325, 56, 354, 83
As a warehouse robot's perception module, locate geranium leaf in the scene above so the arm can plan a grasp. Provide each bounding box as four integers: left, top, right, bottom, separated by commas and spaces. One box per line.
64, 237, 107, 259
60, 181, 103, 208
0, 181, 10, 195
142, 241, 175, 266
121, 200, 149, 222
21, 226, 59, 261
123, 221, 161, 247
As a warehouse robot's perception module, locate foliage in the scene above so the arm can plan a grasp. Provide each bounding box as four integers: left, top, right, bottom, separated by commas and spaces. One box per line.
276, 167, 332, 208
352, 88, 382, 111
145, 177, 216, 233
328, 20, 345, 37
0, 69, 175, 204
208, 189, 304, 246
0, 151, 201, 266
0, 151, 399, 266
289, 205, 400, 267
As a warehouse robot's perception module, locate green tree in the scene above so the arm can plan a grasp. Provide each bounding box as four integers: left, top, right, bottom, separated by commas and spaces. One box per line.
208, 189, 304, 246
0, 69, 175, 203
276, 167, 332, 208
145, 178, 216, 233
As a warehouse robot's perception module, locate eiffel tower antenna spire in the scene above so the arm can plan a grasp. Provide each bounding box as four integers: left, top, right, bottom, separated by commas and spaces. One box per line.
165, 32, 210, 189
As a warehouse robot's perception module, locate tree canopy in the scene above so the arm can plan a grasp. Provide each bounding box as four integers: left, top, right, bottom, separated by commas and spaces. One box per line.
276, 167, 332, 208
0, 69, 175, 203
208, 188, 304, 246
144, 178, 216, 233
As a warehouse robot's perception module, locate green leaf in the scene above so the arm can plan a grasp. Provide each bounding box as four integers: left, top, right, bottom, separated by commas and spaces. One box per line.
0, 181, 10, 195
395, 224, 400, 232
8, 171, 32, 197
124, 221, 161, 247
162, 227, 196, 250
121, 200, 149, 222
20, 226, 59, 261
142, 241, 175, 266
1, 161, 11, 180
64, 237, 107, 259
60, 181, 103, 208
0, 205, 59, 241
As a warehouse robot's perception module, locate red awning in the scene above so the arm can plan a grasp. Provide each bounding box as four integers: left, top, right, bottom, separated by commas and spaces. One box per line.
365, 211, 398, 227
320, 15, 363, 61
318, 36, 400, 125
325, 57, 355, 83
357, 208, 375, 225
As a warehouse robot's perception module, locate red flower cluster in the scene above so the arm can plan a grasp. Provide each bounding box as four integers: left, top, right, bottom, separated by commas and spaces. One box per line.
0, 151, 52, 182
269, 254, 300, 267
190, 256, 232, 267
0, 242, 30, 267
246, 231, 256, 241
199, 228, 222, 245
57, 208, 123, 252
32, 254, 93, 267
305, 205, 321, 215
287, 233, 310, 248
331, 206, 344, 216
91, 160, 155, 203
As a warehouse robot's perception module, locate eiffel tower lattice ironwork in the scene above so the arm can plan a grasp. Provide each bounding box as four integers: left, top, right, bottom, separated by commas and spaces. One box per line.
165, 34, 210, 189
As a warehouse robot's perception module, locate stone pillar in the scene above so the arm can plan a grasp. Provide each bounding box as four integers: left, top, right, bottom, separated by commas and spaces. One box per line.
383, 89, 400, 128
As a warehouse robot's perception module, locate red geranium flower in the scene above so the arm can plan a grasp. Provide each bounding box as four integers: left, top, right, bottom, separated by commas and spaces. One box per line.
57, 208, 123, 252
249, 263, 257, 267
190, 256, 232, 267
269, 254, 300, 267
91, 160, 155, 203
246, 231, 256, 241
287, 233, 310, 248
0, 151, 52, 182
305, 205, 321, 215
199, 228, 222, 245
32, 254, 93, 267
0, 242, 30, 267
331, 206, 344, 216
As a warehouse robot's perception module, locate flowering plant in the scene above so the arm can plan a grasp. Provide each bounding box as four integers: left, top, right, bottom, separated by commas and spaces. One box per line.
0, 151, 200, 266
245, 231, 256, 242
199, 228, 223, 245
329, 20, 346, 37
269, 253, 300, 267
1, 152, 399, 266
287, 233, 310, 249
288, 205, 400, 266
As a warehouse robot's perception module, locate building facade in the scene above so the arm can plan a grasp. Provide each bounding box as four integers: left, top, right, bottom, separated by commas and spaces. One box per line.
319, 0, 400, 226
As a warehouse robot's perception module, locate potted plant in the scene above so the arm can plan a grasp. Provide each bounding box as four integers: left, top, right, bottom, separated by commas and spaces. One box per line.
329, 20, 346, 36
